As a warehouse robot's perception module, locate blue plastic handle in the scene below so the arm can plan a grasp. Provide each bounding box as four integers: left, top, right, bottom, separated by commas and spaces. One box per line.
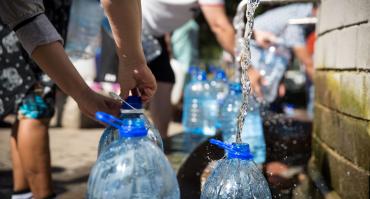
209, 139, 254, 160
210, 139, 233, 151
95, 112, 123, 129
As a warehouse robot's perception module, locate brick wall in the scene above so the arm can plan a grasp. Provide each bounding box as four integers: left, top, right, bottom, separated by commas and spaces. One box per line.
311, 0, 370, 198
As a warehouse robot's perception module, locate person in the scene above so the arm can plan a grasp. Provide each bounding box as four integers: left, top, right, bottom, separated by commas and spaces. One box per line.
0, 2, 74, 198
0, 0, 156, 198
248, 3, 316, 100
98, 0, 235, 137
170, 19, 200, 105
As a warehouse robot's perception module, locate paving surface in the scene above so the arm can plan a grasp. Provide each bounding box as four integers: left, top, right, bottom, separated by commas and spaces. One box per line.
0, 123, 182, 199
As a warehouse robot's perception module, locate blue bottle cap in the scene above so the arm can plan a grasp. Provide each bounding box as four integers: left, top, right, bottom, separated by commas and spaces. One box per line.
229, 83, 242, 93
197, 70, 207, 81
95, 112, 148, 138
215, 70, 227, 81
209, 139, 254, 160
121, 96, 142, 110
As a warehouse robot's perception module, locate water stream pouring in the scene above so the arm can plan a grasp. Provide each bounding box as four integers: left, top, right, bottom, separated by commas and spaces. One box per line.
201, 139, 271, 198
87, 112, 179, 199
234, 0, 260, 143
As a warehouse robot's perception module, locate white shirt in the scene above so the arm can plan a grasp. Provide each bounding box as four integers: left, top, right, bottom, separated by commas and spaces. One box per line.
142, 0, 224, 36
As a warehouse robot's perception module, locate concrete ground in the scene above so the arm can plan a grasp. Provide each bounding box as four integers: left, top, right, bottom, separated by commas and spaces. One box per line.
0, 122, 183, 199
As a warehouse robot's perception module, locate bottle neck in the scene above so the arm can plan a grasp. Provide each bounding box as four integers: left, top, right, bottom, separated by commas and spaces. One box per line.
120, 109, 144, 115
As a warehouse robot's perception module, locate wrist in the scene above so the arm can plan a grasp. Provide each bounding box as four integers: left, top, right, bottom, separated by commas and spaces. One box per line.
70, 84, 92, 103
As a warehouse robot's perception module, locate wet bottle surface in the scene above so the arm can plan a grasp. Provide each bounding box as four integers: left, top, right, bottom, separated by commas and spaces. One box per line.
88, 112, 179, 199
201, 139, 271, 199
257, 45, 288, 103
98, 96, 163, 157
220, 83, 266, 164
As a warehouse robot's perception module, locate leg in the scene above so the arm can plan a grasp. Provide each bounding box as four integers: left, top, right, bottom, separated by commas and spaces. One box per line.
17, 118, 54, 199
149, 82, 173, 138
10, 122, 29, 192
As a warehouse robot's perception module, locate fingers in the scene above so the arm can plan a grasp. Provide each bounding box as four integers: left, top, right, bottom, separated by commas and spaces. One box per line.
120, 86, 130, 100
252, 79, 263, 99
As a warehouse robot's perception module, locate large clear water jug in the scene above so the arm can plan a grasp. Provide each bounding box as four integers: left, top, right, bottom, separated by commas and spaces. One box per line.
182, 69, 216, 135
98, 96, 163, 156
87, 112, 179, 199
219, 83, 266, 164
201, 139, 271, 199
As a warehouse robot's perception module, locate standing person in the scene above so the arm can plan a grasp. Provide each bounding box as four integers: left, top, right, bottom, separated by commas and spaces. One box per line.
248, 3, 317, 100
0, 0, 156, 198
0, 1, 73, 198
98, 0, 235, 137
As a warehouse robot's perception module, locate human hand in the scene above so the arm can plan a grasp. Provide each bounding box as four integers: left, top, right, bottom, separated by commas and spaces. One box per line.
247, 67, 264, 99
253, 30, 278, 49
118, 62, 157, 102
77, 89, 121, 120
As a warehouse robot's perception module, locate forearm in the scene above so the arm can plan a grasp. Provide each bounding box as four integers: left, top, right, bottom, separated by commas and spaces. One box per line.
101, 0, 145, 67
201, 6, 235, 55
31, 42, 91, 99
293, 47, 314, 80
213, 25, 235, 55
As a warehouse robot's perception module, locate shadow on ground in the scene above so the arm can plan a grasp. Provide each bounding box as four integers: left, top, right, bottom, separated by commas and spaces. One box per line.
0, 165, 93, 199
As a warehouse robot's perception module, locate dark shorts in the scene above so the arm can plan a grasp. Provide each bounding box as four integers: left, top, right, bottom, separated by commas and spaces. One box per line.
97, 31, 175, 84
147, 37, 175, 84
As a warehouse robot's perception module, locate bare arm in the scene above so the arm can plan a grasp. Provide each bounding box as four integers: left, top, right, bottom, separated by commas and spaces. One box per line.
201, 5, 235, 55
32, 42, 120, 118
101, 0, 156, 101
293, 46, 314, 81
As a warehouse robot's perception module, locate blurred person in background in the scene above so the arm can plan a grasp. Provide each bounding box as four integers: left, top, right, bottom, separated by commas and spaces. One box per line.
170, 19, 200, 106
0, 0, 156, 198
98, 0, 236, 138
248, 3, 317, 103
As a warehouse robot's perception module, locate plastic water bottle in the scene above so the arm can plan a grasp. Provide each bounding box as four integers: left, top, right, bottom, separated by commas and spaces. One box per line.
210, 69, 229, 105
209, 69, 229, 129
258, 46, 287, 103
182, 69, 216, 135
97, 96, 163, 156
219, 83, 266, 164
88, 112, 180, 199
65, 0, 104, 59
142, 31, 162, 62
201, 139, 271, 198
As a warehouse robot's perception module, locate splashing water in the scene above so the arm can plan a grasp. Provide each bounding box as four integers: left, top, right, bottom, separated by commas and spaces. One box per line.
234, 0, 260, 143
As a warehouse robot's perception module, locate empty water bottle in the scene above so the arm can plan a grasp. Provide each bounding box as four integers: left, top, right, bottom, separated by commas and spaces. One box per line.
98, 96, 163, 156
201, 139, 271, 199
87, 112, 179, 199
182, 69, 216, 135
258, 45, 288, 103
209, 69, 229, 129
65, 0, 104, 59
142, 31, 162, 62
210, 69, 229, 105
219, 83, 266, 164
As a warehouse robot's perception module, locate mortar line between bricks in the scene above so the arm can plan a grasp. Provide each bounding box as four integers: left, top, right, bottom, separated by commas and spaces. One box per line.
315, 68, 370, 73
318, 20, 369, 37
313, 135, 370, 174
315, 103, 370, 123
